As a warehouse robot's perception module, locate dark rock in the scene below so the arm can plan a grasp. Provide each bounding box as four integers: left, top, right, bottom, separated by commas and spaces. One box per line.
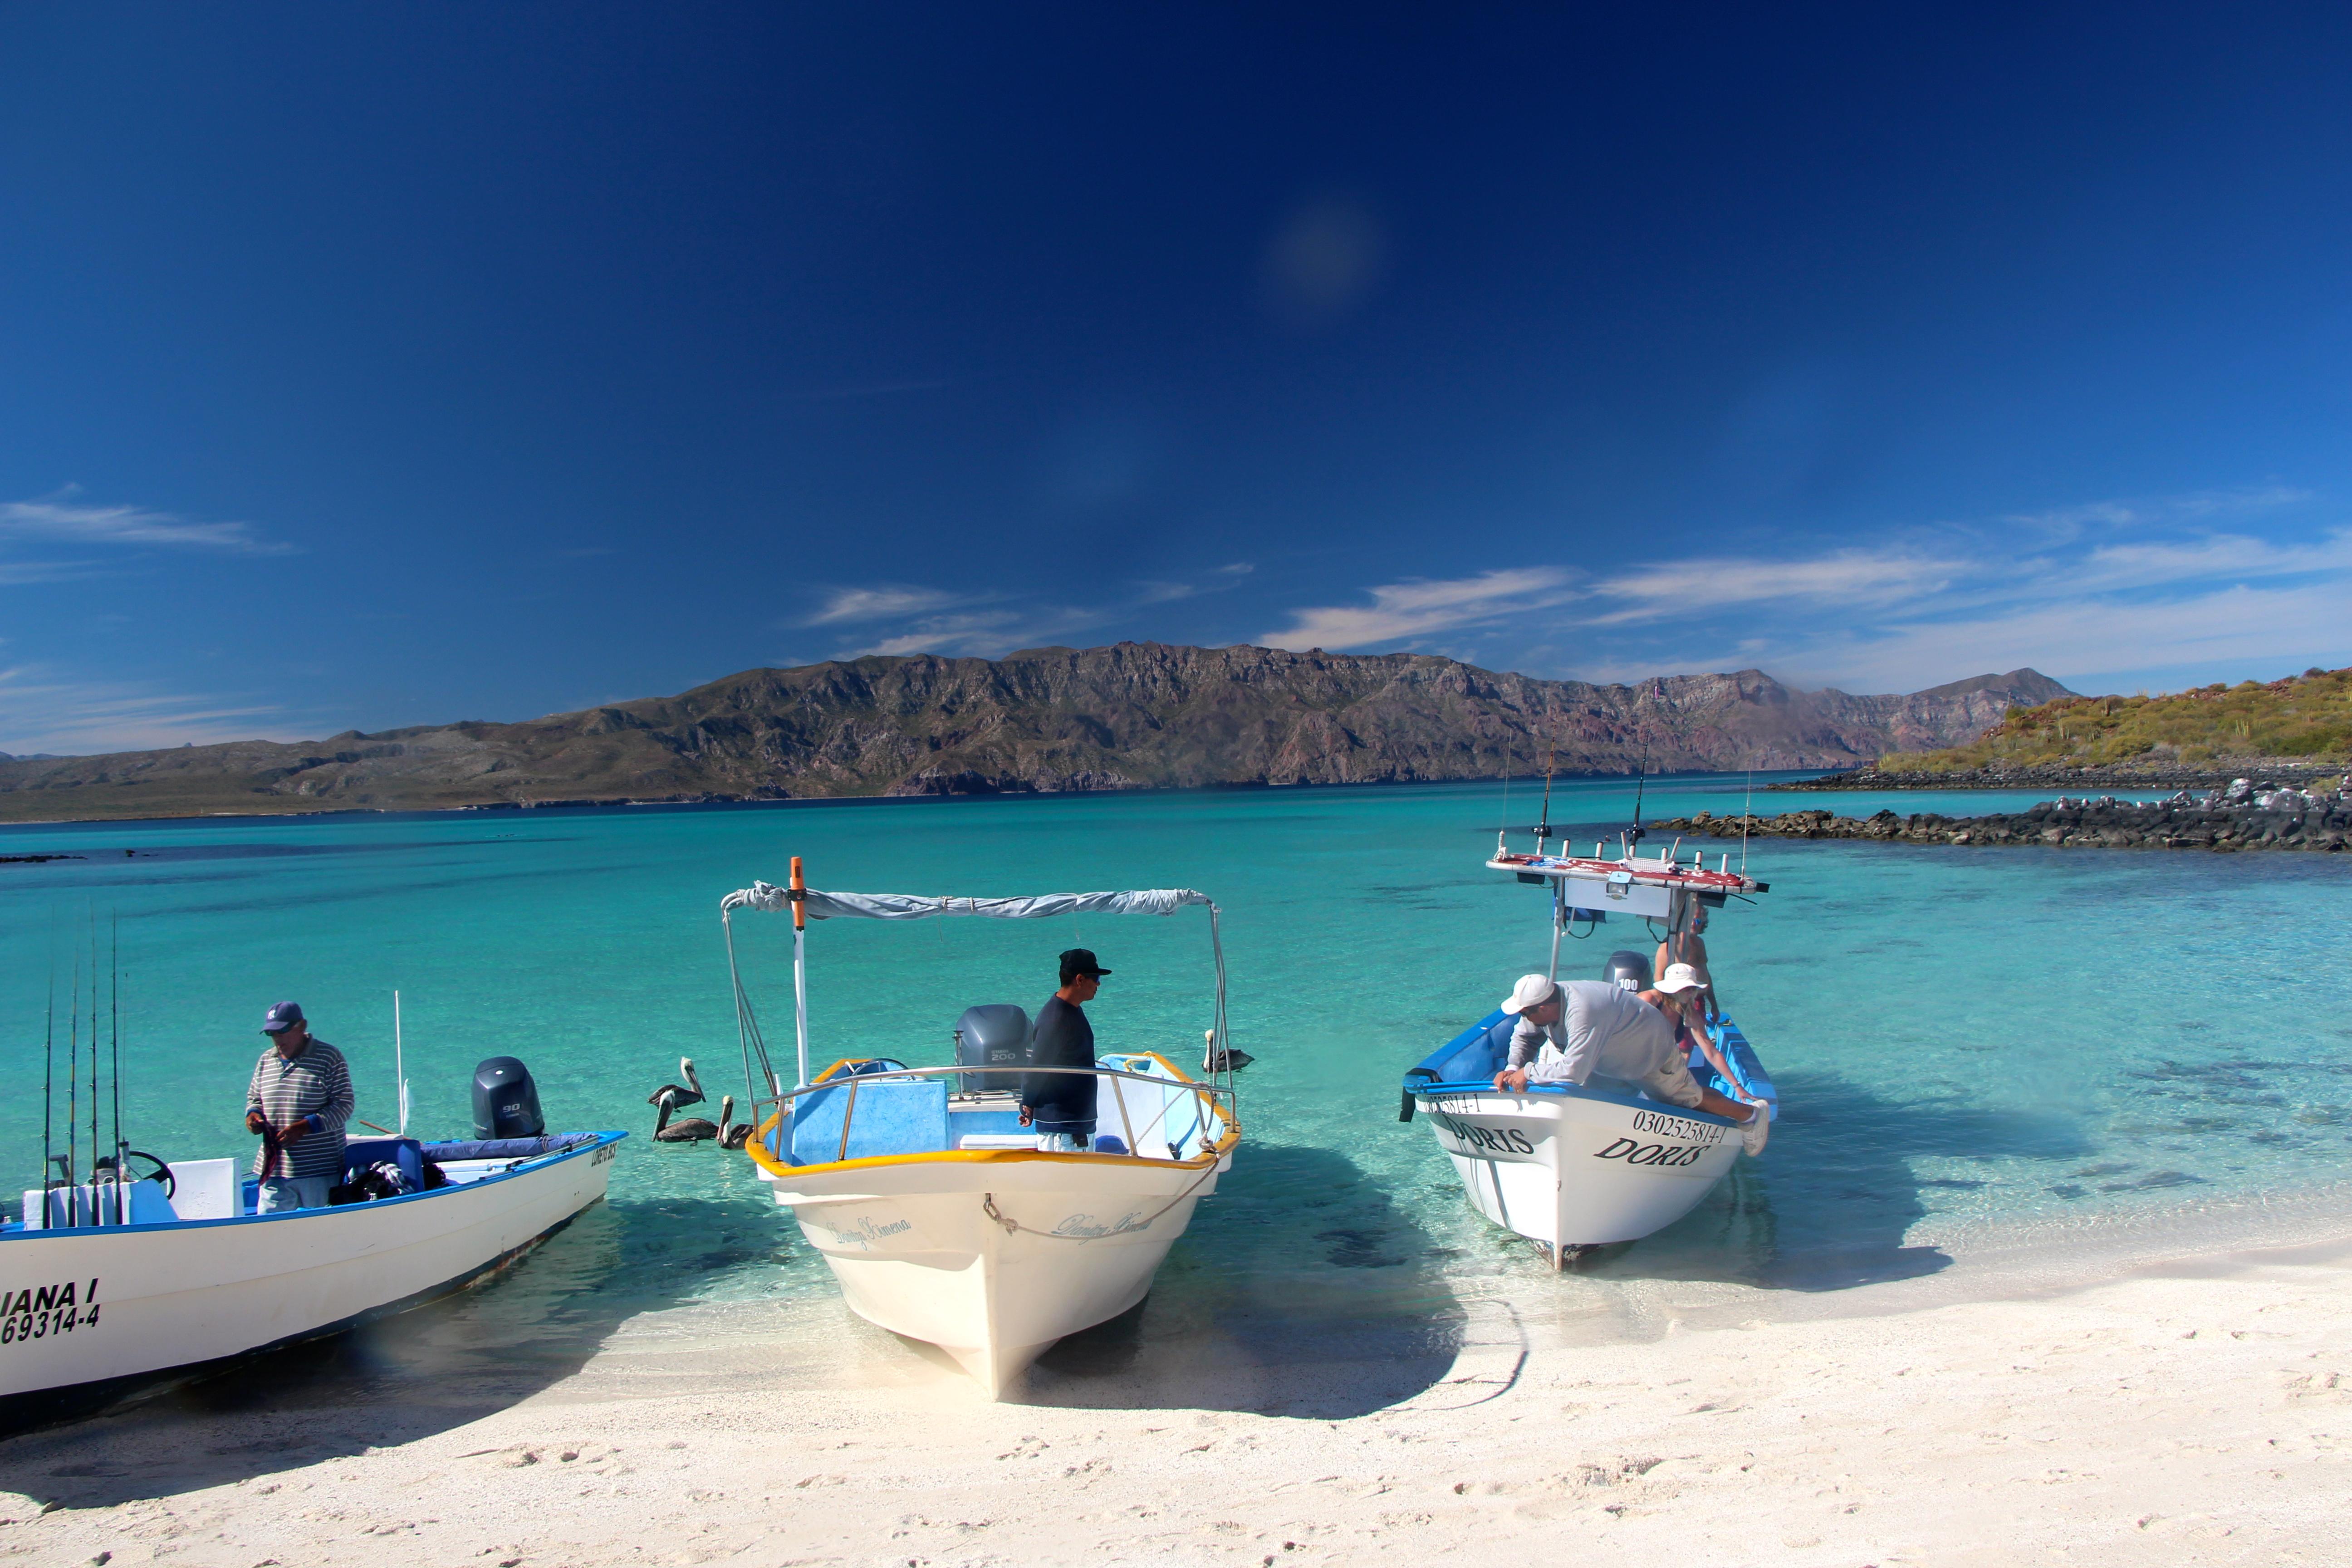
1652, 780, 2352, 855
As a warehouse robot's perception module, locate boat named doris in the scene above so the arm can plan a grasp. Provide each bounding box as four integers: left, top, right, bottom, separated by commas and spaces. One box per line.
720, 862, 1240, 1397
1401, 831, 1778, 1264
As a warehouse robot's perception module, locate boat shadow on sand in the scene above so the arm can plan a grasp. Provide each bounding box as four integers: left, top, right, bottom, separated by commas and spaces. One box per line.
1015, 1143, 1475, 1419
1568, 1068, 2096, 1292
0, 1191, 762, 1509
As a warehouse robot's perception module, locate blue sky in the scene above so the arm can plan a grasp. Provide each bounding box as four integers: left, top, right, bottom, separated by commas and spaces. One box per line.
4, 5, 2351, 754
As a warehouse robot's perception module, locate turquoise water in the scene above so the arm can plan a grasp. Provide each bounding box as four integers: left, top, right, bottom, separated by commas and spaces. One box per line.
3, 773, 2348, 1352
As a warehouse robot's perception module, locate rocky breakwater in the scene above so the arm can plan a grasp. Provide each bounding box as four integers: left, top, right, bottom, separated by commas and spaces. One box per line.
1653, 779, 2352, 853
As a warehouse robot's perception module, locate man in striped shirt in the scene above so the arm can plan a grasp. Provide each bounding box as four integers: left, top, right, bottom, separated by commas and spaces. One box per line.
245, 1001, 355, 1212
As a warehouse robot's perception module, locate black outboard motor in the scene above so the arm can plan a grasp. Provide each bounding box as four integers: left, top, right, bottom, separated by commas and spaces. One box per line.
1602, 950, 1652, 992
471, 1056, 546, 1139
953, 1004, 1033, 1093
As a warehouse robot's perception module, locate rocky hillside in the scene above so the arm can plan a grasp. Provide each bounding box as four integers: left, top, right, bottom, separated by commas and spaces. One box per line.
0, 644, 2074, 822
1784, 666, 2351, 790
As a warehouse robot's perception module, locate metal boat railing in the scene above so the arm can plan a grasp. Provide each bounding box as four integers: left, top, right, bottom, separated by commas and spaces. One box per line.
748, 1062, 1238, 1168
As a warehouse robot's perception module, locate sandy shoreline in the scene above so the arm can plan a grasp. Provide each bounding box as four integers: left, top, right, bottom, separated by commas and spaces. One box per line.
4, 1223, 2347, 1568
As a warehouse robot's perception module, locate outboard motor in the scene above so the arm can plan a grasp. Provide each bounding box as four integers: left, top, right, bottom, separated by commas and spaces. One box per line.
471, 1056, 546, 1139
953, 1004, 1033, 1093
1602, 950, 1652, 992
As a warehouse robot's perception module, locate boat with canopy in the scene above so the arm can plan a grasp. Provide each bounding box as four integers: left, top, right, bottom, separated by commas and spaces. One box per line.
1400, 825, 1778, 1265
720, 860, 1240, 1397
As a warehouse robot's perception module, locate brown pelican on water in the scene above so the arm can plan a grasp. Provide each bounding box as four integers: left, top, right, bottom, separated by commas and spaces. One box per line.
653, 1090, 728, 1143
645, 1057, 705, 1112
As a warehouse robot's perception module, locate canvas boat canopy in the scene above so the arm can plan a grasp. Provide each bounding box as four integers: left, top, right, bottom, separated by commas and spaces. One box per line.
720, 874, 1231, 1099
721, 884, 1217, 921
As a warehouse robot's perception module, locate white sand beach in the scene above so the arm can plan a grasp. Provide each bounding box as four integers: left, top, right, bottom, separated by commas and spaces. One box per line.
4, 1231, 2347, 1568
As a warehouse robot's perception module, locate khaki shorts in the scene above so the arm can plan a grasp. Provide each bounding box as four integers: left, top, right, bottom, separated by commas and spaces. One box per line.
1640, 1054, 1706, 1109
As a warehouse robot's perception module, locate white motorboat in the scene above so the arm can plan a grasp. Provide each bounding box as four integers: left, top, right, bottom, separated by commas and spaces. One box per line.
1401, 830, 1778, 1264
2, 1121, 623, 1432
720, 862, 1240, 1397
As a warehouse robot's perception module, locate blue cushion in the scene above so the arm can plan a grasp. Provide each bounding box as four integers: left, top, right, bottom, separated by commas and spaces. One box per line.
1429, 1013, 1514, 1083
344, 1137, 426, 1190
790, 1078, 950, 1165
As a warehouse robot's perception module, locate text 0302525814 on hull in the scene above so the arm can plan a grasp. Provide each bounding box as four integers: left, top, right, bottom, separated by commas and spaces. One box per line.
1401, 828, 1780, 1261
0, 1131, 623, 1433
1409, 1015, 1758, 1248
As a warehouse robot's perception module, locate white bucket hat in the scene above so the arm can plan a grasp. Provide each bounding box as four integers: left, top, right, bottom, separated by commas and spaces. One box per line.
1499, 974, 1561, 1014
1656, 962, 1706, 995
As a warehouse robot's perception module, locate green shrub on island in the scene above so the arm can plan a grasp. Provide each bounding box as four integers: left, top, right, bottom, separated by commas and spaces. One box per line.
1875, 666, 2352, 774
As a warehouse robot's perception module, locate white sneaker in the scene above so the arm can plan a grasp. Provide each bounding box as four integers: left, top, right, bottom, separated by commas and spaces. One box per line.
1740, 1100, 1771, 1156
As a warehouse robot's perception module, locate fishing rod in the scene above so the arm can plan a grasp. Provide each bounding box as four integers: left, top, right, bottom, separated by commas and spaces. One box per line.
110, 913, 124, 1225
1534, 704, 1558, 852
65, 942, 80, 1207
41, 942, 54, 1225
1740, 760, 1754, 875
1623, 681, 1659, 857
88, 909, 100, 1221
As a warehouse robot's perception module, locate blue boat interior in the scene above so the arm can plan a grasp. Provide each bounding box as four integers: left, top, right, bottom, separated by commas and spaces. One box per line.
769, 1056, 1208, 1166
8, 1131, 622, 1233
1404, 1006, 1778, 1121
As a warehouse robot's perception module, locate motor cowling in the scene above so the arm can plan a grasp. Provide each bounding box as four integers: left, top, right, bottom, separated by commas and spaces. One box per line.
953, 1004, 1033, 1093
471, 1056, 546, 1139
1602, 950, 1652, 992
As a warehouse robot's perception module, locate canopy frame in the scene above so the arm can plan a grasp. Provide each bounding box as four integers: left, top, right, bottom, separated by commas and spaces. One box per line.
720, 872, 1233, 1117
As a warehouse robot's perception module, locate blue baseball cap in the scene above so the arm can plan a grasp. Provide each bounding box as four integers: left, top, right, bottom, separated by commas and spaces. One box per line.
261, 1001, 306, 1035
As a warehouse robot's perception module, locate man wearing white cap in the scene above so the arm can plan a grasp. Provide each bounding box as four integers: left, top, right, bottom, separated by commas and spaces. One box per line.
1490, 970, 1769, 1155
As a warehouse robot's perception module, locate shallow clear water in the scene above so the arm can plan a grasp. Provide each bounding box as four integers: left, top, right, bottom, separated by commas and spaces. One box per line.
3, 774, 2347, 1355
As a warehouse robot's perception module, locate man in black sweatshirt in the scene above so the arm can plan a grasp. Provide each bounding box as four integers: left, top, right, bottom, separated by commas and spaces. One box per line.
1022, 948, 1108, 1152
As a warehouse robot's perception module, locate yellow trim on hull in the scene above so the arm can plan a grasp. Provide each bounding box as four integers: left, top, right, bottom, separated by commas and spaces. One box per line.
740, 1048, 1239, 1183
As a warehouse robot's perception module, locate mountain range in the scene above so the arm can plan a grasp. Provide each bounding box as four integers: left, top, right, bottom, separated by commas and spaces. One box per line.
0, 644, 2074, 822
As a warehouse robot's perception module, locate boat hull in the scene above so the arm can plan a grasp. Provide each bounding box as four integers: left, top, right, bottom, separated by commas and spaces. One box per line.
764, 1152, 1226, 1396
1416, 1089, 1739, 1249
0, 1133, 621, 1432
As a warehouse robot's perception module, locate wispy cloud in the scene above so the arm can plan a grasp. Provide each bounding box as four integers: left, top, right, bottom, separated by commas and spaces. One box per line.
0, 665, 290, 755
828, 605, 1107, 660
1255, 490, 2352, 692
1590, 552, 1965, 620
802, 585, 975, 626
1259, 567, 1575, 650
1561, 508, 2352, 691
0, 491, 289, 555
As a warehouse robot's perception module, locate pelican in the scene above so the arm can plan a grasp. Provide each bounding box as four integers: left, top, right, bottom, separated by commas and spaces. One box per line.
653, 1089, 725, 1143
1202, 1027, 1253, 1073
718, 1097, 751, 1149
646, 1056, 706, 1111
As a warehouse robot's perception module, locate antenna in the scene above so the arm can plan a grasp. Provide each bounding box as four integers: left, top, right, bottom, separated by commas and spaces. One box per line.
394, 990, 410, 1136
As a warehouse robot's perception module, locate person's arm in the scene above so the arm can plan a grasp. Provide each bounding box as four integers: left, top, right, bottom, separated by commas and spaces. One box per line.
310, 1049, 354, 1137
1692, 935, 1725, 1020
246, 1056, 269, 1133
1494, 1016, 1545, 1090
1689, 1017, 1736, 1089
